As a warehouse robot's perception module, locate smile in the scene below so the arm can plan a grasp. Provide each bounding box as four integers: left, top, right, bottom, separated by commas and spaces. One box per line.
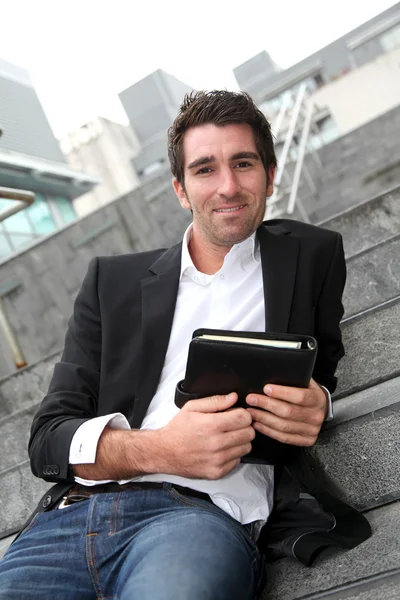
214, 205, 246, 213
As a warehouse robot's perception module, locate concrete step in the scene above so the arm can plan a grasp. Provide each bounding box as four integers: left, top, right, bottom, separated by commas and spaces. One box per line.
262, 501, 400, 599
343, 233, 400, 317
1, 291, 399, 423
336, 295, 400, 399
311, 376, 400, 512
0, 298, 399, 508
0, 379, 399, 543
0, 460, 49, 540
0, 404, 39, 472
0, 350, 61, 420
318, 185, 400, 258
295, 571, 400, 599
1, 292, 400, 476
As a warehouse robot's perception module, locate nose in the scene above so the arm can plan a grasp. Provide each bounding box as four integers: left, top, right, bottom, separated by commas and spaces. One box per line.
217, 168, 242, 199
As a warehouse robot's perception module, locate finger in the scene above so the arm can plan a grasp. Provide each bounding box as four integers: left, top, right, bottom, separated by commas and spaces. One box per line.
184, 393, 238, 413
248, 409, 321, 438
212, 458, 242, 479
252, 421, 318, 447
260, 384, 323, 408
214, 407, 253, 431
222, 441, 253, 462
219, 426, 256, 450
246, 397, 325, 426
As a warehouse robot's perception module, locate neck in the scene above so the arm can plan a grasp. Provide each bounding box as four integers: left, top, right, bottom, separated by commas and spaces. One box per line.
188, 234, 231, 275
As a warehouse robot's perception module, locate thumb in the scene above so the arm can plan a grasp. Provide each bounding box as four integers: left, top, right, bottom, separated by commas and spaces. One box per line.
184, 392, 238, 413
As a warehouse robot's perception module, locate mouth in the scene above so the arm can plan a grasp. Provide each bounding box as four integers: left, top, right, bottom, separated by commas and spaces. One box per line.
214, 205, 246, 214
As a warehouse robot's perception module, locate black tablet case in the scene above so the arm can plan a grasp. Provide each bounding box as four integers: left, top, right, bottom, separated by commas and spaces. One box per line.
175, 329, 318, 465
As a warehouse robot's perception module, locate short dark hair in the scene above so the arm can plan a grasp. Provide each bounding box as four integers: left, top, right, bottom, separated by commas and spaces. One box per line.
168, 90, 277, 186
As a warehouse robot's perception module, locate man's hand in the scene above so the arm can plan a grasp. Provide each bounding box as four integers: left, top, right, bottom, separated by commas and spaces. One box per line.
157, 393, 255, 480
245, 378, 328, 447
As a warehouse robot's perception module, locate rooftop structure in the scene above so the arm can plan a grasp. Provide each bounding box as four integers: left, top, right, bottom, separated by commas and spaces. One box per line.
119, 69, 193, 180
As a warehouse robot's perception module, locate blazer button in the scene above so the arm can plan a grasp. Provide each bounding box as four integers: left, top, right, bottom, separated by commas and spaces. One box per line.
42, 495, 52, 509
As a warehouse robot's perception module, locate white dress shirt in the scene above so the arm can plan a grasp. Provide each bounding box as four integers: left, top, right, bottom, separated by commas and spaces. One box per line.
69, 225, 332, 529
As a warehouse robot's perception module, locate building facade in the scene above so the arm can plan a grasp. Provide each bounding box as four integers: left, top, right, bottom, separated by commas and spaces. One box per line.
0, 57, 99, 373
0, 58, 99, 261
234, 3, 400, 139
119, 69, 193, 180
60, 117, 141, 217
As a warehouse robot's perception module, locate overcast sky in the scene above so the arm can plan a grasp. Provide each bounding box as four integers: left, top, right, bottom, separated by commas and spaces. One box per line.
0, 0, 398, 137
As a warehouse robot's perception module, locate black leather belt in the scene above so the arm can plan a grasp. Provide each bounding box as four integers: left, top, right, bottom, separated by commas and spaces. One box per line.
57, 481, 212, 508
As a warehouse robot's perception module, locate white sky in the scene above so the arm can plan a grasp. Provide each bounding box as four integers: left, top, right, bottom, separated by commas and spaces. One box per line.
0, 0, 398, 137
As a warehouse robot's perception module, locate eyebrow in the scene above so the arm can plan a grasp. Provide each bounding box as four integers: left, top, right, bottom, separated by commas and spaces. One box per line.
187, 151, 260, 170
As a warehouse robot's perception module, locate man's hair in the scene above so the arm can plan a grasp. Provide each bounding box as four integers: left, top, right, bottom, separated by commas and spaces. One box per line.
168, 90, 277, 186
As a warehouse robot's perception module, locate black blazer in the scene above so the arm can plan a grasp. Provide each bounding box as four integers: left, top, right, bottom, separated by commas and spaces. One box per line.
27, 220, 371, 565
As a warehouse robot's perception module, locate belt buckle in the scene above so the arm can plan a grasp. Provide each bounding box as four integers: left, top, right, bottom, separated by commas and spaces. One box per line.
57, 496, 70, 510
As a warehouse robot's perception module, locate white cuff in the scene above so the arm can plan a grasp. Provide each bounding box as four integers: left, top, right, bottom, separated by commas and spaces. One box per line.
319, 385, 333, 421
69, 413, 131, 464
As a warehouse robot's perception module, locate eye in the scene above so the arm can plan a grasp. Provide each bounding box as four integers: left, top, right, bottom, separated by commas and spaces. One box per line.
196, 167, 213, 175
235, 162, 252, 169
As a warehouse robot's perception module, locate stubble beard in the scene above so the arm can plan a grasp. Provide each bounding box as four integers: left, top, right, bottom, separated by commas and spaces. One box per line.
192, 201, 266, 248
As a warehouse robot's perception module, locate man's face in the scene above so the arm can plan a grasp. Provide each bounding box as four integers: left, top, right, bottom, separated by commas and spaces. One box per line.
173, 123, 275, 250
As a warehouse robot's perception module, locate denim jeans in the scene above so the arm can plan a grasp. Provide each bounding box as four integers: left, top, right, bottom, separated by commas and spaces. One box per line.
0, 483, 265, 600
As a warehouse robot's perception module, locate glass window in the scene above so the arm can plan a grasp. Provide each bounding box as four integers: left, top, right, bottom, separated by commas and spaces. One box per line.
6, 232, 34, 251
26, 194, 57, 234
381, 24, 400, 52
55, 196, 77, 224
2, 207, 33, 235
143, 160, 164, 177
318, 116, 339, 145
0, 228, 13, 259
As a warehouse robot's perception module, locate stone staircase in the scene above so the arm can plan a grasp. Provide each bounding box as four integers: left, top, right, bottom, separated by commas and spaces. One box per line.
0, 187, 400, 599
261, 188, 400, 598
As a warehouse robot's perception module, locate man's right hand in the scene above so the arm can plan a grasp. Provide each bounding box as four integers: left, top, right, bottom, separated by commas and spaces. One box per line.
157, 393, 255, 480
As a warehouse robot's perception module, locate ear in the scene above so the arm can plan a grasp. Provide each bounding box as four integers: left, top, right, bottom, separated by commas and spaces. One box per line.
266, 164, 276, 198
173, 178, 191, 210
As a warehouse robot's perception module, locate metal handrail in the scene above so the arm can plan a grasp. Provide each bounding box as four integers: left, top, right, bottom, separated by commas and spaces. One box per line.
265, 83, 308, 220
0, 186, 33, 369
286, 99, 315, 218
274, 82, 307, 188
0, 186, 35, 222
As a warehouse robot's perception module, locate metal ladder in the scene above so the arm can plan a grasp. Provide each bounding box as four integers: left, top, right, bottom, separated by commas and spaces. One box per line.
264, 82, 322, 222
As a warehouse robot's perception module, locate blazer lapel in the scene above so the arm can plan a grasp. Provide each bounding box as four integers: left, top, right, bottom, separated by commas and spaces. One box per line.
132, 243, 181, 428
258, 222, 299, 334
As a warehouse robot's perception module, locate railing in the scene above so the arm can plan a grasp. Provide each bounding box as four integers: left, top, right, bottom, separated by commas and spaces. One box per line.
0, 186, 34, 369
265, 83, 321, 222
0, 186, 35, 222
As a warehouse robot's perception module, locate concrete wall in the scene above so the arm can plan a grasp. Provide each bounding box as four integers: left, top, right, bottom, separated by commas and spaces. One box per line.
311, 46, 400, 136
0, 170, 191, 377
302, 104, 400, 222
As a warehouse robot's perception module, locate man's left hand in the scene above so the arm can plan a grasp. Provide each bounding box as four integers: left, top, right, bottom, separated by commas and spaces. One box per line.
245, 379, 328, 447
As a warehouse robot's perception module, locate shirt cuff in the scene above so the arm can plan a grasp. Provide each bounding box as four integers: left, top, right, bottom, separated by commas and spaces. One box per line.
69, 413, 131, 465
319, 385, 333, 421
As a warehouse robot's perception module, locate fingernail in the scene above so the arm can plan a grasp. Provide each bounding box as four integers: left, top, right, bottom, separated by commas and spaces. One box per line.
227, 393, 237, 401
247, 396, 257, 405
264, 385, 272, 395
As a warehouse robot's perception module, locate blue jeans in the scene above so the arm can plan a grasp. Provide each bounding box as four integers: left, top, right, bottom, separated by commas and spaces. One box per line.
0, 483, 265, 599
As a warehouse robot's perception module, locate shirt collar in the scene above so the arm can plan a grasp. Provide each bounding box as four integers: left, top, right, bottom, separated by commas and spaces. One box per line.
180, 224, 260, 280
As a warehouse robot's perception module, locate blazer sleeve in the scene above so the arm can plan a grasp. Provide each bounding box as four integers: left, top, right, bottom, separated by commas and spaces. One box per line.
313, 232, 346, 394
29, 257, 102, 482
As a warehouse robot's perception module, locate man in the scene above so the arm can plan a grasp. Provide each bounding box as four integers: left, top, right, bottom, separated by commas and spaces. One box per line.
0, 91, 370, 599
